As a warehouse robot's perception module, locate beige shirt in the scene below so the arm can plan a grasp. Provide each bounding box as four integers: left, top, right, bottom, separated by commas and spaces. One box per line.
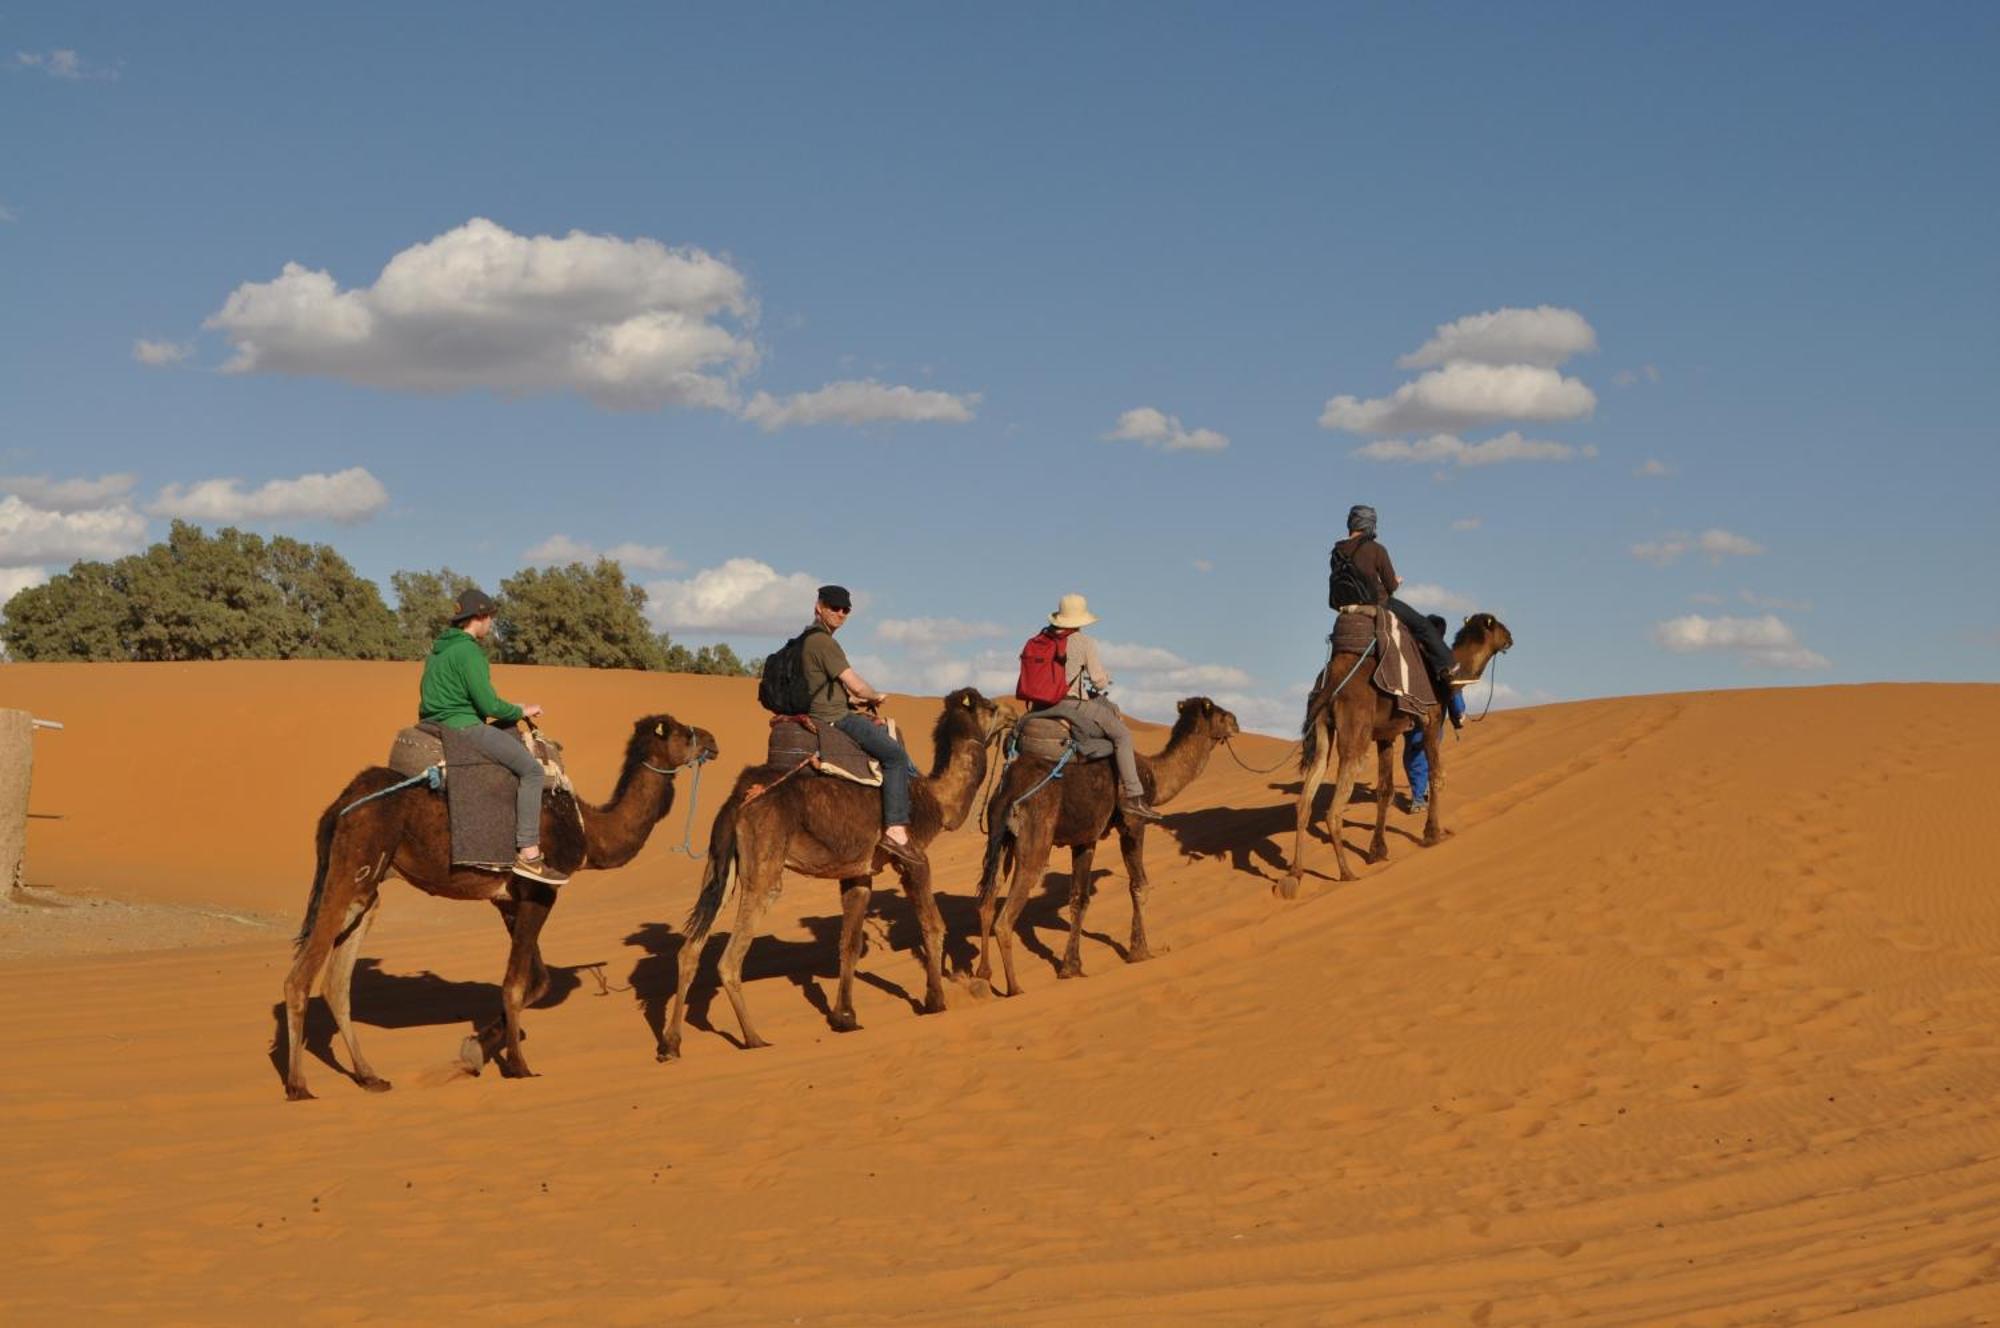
1062, 631, 1112, 700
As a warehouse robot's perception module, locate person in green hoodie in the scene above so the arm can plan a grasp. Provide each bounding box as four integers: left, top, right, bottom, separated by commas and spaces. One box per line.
419, 587, 565, 885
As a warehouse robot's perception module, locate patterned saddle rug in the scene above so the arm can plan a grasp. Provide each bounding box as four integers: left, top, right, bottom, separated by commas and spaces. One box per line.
1013, 715, 1117, 764
764, 715, 888, 787
1330, 608, 1436, 721
387, 722, 575, 869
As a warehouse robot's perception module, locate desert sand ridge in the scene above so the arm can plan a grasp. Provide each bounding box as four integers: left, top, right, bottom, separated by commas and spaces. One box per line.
2, 663, 1998, 1324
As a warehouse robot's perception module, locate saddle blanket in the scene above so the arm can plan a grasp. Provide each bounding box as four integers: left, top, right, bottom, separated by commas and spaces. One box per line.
1014, 715, 1117, 764
1330, 608, 1436, 721
765, 716, 890, 787
387, 723, 573, 869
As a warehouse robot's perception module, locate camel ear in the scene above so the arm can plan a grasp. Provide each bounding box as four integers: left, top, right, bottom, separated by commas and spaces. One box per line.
961, 693, 972, 707
1177, 699, 1188, 713
654, 721, 666, 736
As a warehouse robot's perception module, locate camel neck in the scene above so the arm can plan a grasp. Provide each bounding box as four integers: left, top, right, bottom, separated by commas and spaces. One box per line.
580, 759, 677, 869
927, 726, 991, 831
1147, 725, 1218, 806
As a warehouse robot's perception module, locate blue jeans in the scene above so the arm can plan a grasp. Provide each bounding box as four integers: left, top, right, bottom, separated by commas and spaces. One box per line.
835, 713, 918, 829
1402, 690, 1465, 804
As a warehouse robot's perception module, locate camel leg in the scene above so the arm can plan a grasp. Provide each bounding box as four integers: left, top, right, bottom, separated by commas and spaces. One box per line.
496, 886, 554, 1078
1057, 841, 1099, 980
1328, 738, 1362, 883
466, 897, 552, 1069
718, 859, 782, 1050
1287, 721, 1333, 898
281, 829, 386, 1101
1368, 740, 1394, 864
1119, 826, 1160, 963
896, 860, 948, 1014
995, 828, 1055, 998
974, 838, 1013, 983
324, 893, 391, 1092
1422, 716, 1447, 847
829, 877, 872, 1032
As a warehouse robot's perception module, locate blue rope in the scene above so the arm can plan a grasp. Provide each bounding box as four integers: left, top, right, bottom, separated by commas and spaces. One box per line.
1324, 637, 1377, 699
1004, 740, 1077, 822
661, 753, 711, 858
338, 764, 442, 818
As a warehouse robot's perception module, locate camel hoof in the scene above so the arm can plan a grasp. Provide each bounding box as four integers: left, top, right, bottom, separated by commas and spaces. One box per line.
743, 1037, 772, 1050
964, 976, 994, 1001
1127, 946, 1162, 964
284, 1084, 315, 1102
1275, 877, 1301, 901
1056, 963, 1084, 981
358, 1075, 393, 1093
499, 1062, 538, 1079
458, 1037, 485, 1076
829, 1011, 860, 1033
657, 1040, 681, 1064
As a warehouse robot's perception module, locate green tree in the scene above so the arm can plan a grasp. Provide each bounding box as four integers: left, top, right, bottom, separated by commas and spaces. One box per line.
656, 633, 759, 677
391, 566, 482, 659
3, 521, 400, 662
495, 560, 668, 671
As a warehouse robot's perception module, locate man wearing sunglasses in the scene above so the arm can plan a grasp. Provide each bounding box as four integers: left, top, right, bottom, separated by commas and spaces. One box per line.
799, 584, 925, 867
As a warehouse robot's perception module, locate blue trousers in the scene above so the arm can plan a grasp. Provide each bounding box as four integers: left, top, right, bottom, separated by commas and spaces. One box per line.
1402, 690, 1465, 804
835, 713, 918, 829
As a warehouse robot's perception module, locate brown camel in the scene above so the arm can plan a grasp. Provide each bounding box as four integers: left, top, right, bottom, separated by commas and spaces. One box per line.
1283, 612, 1512, 894
663, 687, 1009, 1060
280, 713, 719, 1100
973, 696, 1240, 997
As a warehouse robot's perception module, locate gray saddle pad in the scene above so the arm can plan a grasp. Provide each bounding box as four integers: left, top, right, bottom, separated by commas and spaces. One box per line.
765, 717, 884, 786
1016, 715, 1115, 764
386, 723, 544, 869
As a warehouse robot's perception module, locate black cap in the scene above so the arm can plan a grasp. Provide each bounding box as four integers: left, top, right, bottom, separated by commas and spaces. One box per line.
817, 584, 852, 611
449, 587, 498, 623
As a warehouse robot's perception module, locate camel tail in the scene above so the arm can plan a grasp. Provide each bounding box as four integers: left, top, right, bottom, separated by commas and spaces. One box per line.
684, 797, 742, 943
294, 798, 343, 953
1299, 679, 1329, 775
976, 806, 1014, 909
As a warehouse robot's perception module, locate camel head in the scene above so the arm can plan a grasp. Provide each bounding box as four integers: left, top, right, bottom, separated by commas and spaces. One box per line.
627, 713, 720, 774
936, 687, 1008, 749
1455, 613, 1514, 656
1173, 696, 1241, 746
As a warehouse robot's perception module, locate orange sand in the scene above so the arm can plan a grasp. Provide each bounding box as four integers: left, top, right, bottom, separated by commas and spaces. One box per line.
2, 663, 1997, 1324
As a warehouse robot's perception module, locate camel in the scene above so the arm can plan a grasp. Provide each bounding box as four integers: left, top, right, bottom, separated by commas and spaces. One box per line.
973, 696, 1240, 997
280, 713, 718, 1100
664, 687, 1009, 1059
1283, 612, 1512, 894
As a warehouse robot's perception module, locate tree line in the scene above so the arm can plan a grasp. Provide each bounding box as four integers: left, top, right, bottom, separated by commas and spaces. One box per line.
0, 521, 758, 675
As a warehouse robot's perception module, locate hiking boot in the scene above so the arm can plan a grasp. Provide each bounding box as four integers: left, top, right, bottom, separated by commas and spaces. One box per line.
1119, 796, 1165, 824
512, 850, 570, 886
875, 834, 928, 870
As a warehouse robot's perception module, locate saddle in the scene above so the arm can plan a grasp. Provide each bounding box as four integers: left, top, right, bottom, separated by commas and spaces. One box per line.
764, 715, 889, 787
386, 722, 575, 869
1013, 714, 1116, 764
1330, 608, 1436, 720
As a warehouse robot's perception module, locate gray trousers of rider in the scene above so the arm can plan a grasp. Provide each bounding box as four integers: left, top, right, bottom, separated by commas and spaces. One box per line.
457, 721, 545, 848
1032, 697, 1144, 800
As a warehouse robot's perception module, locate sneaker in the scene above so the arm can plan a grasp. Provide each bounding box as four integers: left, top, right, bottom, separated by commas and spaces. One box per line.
1409, 800, 1428, 816
512, 850, 570, 886
875, 834, 928, 869
1119, 797, 1165, 824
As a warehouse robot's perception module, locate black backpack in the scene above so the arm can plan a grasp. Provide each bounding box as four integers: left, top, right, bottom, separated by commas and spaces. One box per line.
1328, 536, 1381, 609
757, 625, 828, 715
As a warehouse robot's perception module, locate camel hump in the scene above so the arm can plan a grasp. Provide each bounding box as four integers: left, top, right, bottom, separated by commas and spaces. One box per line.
1014, 715, 1115, 764
765, 715, 886, 787
388, 724, 445, 777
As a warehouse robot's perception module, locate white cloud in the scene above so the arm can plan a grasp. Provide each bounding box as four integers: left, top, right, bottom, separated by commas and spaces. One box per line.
0, 474, 138, 512
875, 617, 1007, 650
1612, 364, 1663, 388
523, 534, 681, 572
148, 466, 388, 525
204, 217, 758, 411
17, 49, 113, 80
1398, 306, 1598, 371
1192, 558, 1214, 573
133, 338, 192, 367
0, 202, 18, 223
0, 495, 148, 564
1632, 528, 1765, 566
0, 566, 50, 603
1104, 406, 1230, 453
1652, 613, 1829, 670
1321, 364, 1597, 435
1636, 458, 1672, 477
1397, 582, 1479, 614
740, 379, 978, 432
1451, 517, 1482, 531
1351, 431, 1596, 467
643, 558, 826, 635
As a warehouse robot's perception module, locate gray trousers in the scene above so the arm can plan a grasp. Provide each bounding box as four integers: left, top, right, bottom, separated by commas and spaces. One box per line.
1033, 697, 1144, 799
457, 721, 544, 849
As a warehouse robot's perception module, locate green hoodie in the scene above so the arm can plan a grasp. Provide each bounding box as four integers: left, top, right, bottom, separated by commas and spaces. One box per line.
418, 628, 524, 730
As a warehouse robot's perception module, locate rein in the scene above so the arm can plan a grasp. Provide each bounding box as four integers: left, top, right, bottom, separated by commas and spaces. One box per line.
1222, 736, 1302, 775
646, 750, 712, 858
337, 764, 442, 818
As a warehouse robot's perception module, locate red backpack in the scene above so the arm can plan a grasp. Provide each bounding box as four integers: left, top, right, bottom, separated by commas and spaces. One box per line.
1015, 627, 1070, 707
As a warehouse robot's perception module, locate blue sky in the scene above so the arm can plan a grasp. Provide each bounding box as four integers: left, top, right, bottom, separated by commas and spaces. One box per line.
4, 3, 1995, 732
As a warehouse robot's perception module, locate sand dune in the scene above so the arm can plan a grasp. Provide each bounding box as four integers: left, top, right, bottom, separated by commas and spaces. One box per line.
2, 664, 1997, 1324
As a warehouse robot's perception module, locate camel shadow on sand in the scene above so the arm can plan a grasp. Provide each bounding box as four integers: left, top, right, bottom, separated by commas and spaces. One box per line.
265, 959, 584, 1086
1165, 781, 1426, 884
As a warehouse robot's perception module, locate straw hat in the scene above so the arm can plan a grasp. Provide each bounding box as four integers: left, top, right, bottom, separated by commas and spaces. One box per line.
1048, 593, 1099, 629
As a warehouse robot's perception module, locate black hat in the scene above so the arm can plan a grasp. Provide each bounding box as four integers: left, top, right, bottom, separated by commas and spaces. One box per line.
449, 587, 498, 624
816, 584, 852, 611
